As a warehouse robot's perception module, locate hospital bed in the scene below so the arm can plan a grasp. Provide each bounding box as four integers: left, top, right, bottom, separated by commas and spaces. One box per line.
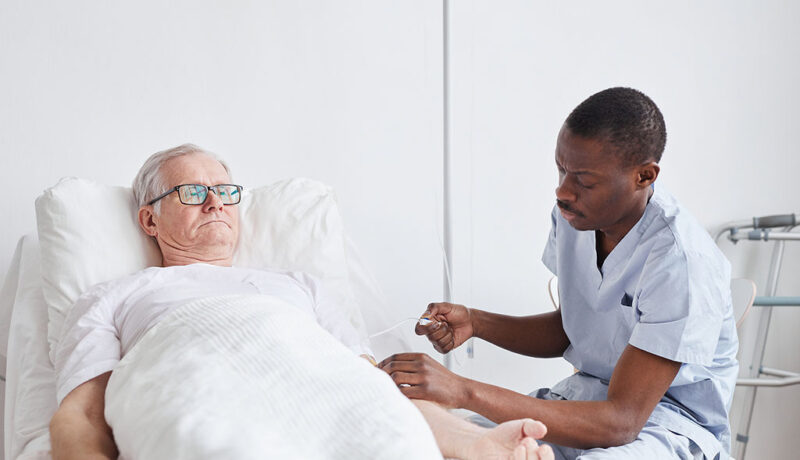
0, 177, 417, 460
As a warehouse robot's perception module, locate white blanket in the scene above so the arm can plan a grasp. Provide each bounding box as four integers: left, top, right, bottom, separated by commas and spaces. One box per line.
104, 295, 441, 460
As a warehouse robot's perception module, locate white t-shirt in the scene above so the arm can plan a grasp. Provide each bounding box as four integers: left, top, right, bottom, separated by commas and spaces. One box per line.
54, 263, 371, 403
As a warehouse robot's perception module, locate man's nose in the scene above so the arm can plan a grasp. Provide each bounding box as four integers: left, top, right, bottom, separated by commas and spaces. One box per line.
203, 189, 224, 212
555, 177, 576, 203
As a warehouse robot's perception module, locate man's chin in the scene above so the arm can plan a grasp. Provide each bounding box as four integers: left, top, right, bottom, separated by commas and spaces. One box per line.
193, 230, 237, 249
564, 217, 594, 231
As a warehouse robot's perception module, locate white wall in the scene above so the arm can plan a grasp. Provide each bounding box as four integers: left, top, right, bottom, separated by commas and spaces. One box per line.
447, 1, 799, 458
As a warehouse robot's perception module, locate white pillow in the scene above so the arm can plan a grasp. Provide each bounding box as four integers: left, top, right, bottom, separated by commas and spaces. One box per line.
35, 177, 367, 360
234, 178, 355, 310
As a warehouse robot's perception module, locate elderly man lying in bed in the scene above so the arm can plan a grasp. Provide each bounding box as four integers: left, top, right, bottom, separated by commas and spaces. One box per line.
48, 144, 553, 460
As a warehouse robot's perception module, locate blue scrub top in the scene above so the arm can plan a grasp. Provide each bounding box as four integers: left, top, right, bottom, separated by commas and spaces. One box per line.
542, 184, 738, 459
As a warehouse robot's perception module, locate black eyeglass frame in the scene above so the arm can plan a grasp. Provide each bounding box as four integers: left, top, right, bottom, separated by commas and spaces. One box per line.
147, 184, 244, 206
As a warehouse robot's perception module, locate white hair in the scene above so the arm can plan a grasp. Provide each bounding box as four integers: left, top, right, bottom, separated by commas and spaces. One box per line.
132, 143, 231, 214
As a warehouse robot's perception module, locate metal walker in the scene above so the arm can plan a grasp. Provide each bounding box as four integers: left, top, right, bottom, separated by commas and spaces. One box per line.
716, 214, 800, 459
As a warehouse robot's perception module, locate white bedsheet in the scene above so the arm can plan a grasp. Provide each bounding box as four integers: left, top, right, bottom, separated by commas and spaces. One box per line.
105, 294, 441, 460
4, 235, 56, 460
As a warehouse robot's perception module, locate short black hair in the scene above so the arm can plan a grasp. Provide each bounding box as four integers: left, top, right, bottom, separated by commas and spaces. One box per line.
565, 87, 666, 165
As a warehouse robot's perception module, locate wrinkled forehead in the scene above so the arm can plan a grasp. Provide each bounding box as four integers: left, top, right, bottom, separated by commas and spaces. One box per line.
161, 153, 231, 186
556, 126, 622, 172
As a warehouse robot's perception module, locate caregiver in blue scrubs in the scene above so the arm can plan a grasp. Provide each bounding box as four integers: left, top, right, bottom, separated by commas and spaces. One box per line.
379, 87, 738, 460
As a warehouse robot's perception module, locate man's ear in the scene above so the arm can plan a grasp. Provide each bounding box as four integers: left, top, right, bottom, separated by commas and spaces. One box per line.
636, 162, 660, 188
138, 206, 158, 237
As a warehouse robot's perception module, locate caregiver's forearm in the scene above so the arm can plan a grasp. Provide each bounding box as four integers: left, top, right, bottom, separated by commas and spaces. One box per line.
462, 380, 637, 449
471, 309, 570, 358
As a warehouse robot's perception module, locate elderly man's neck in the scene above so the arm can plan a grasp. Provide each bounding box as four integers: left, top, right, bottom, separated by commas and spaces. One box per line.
159, 247, 235, 267
161, 253, 234, 267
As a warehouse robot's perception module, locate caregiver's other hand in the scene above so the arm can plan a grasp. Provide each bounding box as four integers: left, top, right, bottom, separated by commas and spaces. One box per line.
378, 353, 468, 408
416, 302, 473, 353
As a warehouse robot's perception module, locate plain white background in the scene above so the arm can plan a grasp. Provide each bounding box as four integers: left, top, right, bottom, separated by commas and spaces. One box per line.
1, 1, 797, 459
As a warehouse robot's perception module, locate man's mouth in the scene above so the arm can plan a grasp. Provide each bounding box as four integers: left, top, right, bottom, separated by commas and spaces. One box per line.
200, 220, 230, 228
556, 201, 582, 218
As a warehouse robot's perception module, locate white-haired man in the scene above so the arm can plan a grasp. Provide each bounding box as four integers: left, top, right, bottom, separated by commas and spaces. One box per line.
48, 144, 554, 460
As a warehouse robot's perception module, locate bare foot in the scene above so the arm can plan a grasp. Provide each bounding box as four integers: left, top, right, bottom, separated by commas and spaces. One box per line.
409, 400, 552, 460
464, 418, 554, 460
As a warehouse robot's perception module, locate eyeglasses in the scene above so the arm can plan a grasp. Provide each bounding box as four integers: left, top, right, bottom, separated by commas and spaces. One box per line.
148, 184, 243, 206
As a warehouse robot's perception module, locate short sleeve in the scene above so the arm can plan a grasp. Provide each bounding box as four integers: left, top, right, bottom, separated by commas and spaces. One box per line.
53, 285, 121, 404
541, 206, 559, 275
628, 238, 725, 366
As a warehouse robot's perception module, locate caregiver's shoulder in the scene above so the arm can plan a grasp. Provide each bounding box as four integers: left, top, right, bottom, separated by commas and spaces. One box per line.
647, 186, 730, 275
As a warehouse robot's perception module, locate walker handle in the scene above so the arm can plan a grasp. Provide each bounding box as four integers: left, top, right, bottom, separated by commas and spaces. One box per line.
752, 214, 796, 229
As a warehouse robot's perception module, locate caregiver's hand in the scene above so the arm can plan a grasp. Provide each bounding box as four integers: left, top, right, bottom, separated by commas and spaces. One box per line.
416, 302, 474, 354
378, 353, 468, 408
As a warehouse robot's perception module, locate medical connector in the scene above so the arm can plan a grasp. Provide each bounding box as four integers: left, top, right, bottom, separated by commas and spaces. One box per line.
368, 317, 438, 339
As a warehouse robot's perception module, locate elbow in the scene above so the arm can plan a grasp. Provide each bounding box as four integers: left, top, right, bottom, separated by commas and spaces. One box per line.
601, 415, 644, 448
49, 410, 65, 459
49, 408, 63, 436
588, 403, 646, 448
606, 427, 640, 447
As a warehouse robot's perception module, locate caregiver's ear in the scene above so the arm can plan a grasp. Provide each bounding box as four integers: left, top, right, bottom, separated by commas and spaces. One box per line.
635, 162, 660, 188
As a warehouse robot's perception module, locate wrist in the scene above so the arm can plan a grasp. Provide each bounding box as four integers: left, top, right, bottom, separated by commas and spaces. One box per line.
468, 308, 482, 340
456, 375, 475, 408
